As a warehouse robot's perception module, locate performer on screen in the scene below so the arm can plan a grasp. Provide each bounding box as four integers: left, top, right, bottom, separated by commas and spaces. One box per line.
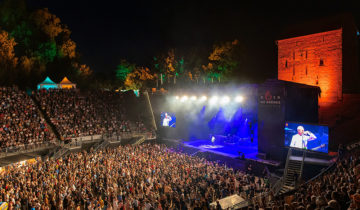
162, 113, 172, 127
290, 126, 317, 149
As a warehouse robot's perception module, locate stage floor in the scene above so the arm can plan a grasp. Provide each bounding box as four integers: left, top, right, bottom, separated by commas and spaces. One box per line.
183, 138, 258, 159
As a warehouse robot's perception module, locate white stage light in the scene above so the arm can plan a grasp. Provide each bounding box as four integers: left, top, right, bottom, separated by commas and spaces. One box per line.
200, 96, 207, 101
175, 96, 179, 100
235, 96, 244, 103
221, 96, 230, 104
181, 95, 188, 102
190, 96, 197, 101
209, 96, 218, 105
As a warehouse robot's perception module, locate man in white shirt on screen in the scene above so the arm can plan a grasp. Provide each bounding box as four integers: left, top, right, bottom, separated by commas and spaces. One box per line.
162, 113, 172, 127
290, 126, 317, 149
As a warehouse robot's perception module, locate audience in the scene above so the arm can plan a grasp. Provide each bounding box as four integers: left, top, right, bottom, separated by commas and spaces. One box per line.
0, 87, 54, 149
4, 87, 360, 209
249, 146, 360, 209
35, 89, 139, 140
0, 143, 269, 209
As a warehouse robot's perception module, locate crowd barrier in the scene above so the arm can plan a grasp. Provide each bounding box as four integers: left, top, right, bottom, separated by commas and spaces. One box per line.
65, 132, 156, 147
0, 141, 56, 158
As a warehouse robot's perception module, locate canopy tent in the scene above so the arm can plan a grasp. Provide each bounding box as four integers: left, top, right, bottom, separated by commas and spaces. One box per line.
37, 77, 58, 90
58, 77, 76, 89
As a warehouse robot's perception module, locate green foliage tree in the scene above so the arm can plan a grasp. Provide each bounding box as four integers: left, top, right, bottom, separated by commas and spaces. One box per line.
0, 0, 93, 88
115, 60, 136, 86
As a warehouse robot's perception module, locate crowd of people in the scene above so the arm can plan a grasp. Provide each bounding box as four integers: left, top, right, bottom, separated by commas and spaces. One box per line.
35, 89, 138, 140
0, 143, 269, 209
4, 86, 360, 209
247, 146, 360, 210
0, 87, 54, 149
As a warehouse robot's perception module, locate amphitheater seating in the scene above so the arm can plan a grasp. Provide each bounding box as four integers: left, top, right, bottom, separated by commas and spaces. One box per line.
0, 87, 54, 149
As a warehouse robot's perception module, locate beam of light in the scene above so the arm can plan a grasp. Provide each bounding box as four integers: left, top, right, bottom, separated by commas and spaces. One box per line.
190, 96, 197, 101
209, 96, 218, 105
235, 95, 244, 103
181, 95, 188, 102
221, 96, 230, 104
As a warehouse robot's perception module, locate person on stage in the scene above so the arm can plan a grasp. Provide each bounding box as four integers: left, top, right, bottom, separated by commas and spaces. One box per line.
162, 113, 172, 127
211, 135, 216, 145
290, 126, 317, 149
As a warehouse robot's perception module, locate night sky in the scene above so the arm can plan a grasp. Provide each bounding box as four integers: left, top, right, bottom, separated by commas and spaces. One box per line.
27, 0, 360, 82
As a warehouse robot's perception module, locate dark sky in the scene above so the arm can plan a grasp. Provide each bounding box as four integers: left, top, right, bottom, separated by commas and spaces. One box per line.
27, 0, 360, 82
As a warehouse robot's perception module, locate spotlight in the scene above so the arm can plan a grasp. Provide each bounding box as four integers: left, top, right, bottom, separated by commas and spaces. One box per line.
190, 96, 197, 101
221, 96, 230, 104
235, 96, 244, 103
175, 96, 179, 100
200, 96, 207, 101
181, 95, 188, 102
209, 96, 218, 105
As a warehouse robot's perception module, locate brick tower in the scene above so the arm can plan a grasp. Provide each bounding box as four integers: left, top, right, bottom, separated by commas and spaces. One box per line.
278, 29, 343, 104
277, 15, 360, 125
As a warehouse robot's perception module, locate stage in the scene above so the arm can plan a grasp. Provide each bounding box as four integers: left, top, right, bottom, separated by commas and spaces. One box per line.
183, 138, 258, 159
180, 137, 282, 167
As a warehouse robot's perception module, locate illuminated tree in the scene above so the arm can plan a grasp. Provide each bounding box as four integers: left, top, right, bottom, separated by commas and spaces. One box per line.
115, 60, 136, 85
19, 56, 35, 73
34, 41, 57, 63
165, 49, 176, 82
124, 66, 154, 90
151, 56, 165, 86
59, 39, 76, 59
203, 39, 242, 83
0, 30, 18, 84
31, 8, 70, 40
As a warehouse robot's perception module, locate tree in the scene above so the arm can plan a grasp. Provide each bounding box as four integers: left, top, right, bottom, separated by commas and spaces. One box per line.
165, 49, 176, 83
31, 8, 70, 40
59, 39, 76, 59
124, 66, 154, 90
151, 56, 165, 87
115, 60, 136, 86
203, 39, 242, 83
0, 30, 18, 84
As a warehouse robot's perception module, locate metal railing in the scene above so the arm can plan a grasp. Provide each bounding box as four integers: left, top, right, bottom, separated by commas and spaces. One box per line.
0, 141, 56, 157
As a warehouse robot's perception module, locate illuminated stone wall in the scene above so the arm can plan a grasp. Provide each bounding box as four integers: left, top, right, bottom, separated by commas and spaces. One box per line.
278, 29, 343, 104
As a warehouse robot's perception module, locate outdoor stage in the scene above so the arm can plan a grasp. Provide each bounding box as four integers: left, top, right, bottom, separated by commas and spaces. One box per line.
183, 138, 258, 159
181, 138, 282, 167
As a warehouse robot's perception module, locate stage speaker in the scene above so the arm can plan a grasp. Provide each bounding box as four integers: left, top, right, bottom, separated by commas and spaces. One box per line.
257, 152, 267, 160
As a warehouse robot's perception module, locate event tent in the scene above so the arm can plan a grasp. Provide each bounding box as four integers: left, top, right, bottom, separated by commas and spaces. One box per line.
37, 77, 58, 90
58, 77, 76, 89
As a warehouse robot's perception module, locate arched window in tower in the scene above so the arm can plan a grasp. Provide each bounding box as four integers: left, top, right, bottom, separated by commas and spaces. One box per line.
285, 60, 288, 68
319, 59, 324, 66
306, 66, 308, 75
